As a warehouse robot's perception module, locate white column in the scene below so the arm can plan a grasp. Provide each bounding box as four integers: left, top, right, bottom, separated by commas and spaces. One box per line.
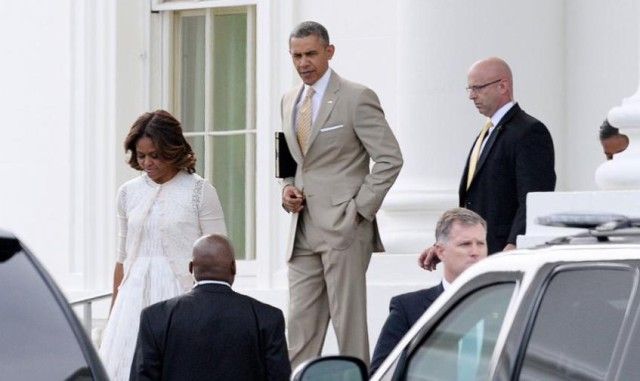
69, 0, 118, 292
379, 0, 565, 254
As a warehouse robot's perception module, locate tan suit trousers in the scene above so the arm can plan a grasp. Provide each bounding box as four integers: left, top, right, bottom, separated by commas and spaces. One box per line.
287, 208, 373, 369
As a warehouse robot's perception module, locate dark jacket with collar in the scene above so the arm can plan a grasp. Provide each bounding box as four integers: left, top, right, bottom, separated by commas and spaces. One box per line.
459, 103, 556, 254
370, 283, 445, 374
130, 283, 291, 381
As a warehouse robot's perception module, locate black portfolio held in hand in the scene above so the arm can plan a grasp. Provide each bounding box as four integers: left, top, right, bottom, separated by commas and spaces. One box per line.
275, 132, 297, 178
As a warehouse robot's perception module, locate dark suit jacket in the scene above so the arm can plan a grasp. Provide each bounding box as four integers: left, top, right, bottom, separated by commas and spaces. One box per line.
370, 284, 444, 374
130, 283, 291, 381
459, 103, 556, 254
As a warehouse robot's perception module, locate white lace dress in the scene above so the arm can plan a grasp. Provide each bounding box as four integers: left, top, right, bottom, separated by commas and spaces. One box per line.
99, 171, 226, 381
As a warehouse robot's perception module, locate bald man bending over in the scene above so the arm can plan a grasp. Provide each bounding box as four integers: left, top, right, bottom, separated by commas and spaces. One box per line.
130, 235, 291, 381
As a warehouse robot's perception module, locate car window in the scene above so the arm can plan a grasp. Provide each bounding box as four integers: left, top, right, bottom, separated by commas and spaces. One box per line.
402, 283, 516, 381
0, 248, 93, 380
518, 268, 634, 381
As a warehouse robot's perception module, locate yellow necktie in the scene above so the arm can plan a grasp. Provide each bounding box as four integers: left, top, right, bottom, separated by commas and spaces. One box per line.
466, 119, 493, 189
296, 87, 315, 155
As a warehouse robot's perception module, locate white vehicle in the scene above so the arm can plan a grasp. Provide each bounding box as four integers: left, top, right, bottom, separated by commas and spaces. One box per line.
293, 214, 640, 381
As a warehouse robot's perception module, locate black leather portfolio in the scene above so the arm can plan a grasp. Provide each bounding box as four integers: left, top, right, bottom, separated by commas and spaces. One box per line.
275, 132, 297, 178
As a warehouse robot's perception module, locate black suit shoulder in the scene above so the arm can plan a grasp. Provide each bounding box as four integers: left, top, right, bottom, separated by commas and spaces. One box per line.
141, 293, 181, 316
500, 107, 550, 140
229, 292, 287, 333
238, 293, 284, 316
232, 292, 290, 381
392, 287, 437, 308
370, 284, 444, 375
392, 284, 444, 323
139, 293, 184, 334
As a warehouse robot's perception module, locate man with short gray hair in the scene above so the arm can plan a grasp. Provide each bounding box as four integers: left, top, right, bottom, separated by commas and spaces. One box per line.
370, 208, 487, 374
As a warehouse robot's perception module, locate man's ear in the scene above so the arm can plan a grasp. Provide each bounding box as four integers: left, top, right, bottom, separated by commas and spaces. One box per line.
188, 261, 193, 275
326, 44, 335, 59
230, 261, 236, 276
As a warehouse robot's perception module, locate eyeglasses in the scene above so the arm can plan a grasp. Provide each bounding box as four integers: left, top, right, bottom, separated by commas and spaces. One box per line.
466, 79, 501, 93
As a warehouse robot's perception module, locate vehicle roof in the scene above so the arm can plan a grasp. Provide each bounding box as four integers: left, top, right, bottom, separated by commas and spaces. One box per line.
460, 243, 640, 279
435, 243, 640, 325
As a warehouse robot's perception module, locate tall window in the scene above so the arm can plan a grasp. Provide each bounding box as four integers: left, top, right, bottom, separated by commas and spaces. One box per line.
173, 7, 256, 260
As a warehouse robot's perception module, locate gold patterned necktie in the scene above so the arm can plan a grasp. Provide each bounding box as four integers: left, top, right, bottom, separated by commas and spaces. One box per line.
466, 119, 493, 189
296, 87, 315, 155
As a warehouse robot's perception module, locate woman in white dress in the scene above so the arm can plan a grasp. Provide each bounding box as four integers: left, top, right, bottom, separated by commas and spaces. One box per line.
99, 110, 227, 381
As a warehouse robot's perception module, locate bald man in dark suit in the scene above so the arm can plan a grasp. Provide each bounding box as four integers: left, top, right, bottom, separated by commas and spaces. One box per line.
130, 235, 290, 381
420, 57, 555, 269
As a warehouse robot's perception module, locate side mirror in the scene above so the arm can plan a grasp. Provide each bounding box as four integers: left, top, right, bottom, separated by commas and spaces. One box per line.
292, 356, 368, 381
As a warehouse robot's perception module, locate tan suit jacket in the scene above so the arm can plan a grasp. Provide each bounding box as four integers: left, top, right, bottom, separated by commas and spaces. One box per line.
281, 71, 403, 259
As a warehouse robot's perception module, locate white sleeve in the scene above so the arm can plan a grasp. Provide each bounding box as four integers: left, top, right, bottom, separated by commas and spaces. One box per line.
199, 181, 227, 236
116, 186, 128, 263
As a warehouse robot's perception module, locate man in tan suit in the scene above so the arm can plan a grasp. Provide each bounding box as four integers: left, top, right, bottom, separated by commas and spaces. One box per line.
280, 21, 403, 369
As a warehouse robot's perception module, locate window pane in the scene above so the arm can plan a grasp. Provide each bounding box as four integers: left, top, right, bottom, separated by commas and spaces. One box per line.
180, 15, 206, 133
212, 135, 253, 259
519, 268, 633, 381
212, 13, 247, 132
405, 283, 515, 381
175, 8, 255, 261
185, 135, 205, 177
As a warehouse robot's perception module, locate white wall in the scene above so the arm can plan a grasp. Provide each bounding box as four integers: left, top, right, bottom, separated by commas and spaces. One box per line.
290, 1, 568, 257
115, 0, 148, 188
564, 0, 638, 191
0, 1, 74, 285
293, 1, 400, 139
0, 0, 146, 294
294, 1, 567, 191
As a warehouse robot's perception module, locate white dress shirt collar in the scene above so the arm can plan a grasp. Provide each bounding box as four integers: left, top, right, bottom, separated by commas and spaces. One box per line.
298, 68, 333, 124
490, 101, 515, 127
308, 67, 332, 98
480, 101, 515, 152
193, 280, 232, 289
442, 278, 451, 291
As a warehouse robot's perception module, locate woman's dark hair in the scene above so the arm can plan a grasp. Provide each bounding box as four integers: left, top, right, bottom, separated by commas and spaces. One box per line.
599, 119, 620, 140
124, 110, 196, 173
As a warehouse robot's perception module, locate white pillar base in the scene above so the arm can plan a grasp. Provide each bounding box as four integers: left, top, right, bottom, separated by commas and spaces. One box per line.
378, 189, 458, 254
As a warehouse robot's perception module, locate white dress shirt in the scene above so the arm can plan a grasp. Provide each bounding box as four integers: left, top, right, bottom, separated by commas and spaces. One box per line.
295, 68, 333, 130
480, 101, 515, 153
193, 280, 232, 289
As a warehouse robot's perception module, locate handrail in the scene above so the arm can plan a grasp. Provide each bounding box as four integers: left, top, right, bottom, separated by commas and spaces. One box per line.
69, 292, 112, 335
70, 291, 112, 306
